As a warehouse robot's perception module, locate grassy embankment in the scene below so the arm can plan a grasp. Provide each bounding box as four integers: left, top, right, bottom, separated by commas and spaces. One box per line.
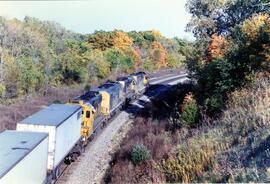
106, 77, 270, 183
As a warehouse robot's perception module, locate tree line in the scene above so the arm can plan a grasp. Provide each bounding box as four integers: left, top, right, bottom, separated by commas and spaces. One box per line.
0, 16, 192, 100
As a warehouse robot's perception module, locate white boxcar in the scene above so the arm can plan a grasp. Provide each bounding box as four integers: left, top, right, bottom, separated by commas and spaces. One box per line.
0, 130, 48, 184
16, 104, 82, 174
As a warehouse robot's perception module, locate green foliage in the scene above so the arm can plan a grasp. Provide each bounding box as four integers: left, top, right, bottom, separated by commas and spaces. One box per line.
142, 58, 155, 71
131, 144, 151, 165
167, 53, 185, 68
204, 94, 223, 116
18, 57, 44, 94
181, 93, 199, 126
105, 48, 135, 73
54, 52, 87, 84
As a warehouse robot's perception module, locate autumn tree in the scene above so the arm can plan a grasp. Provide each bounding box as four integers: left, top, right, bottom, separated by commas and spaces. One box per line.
208, 34, 228, 61
151, 41, 168, 69
113, 31, 133, 50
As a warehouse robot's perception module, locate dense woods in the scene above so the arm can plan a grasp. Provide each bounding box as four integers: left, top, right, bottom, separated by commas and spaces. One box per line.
0, 16, 191, 102
107, 0, 270, 183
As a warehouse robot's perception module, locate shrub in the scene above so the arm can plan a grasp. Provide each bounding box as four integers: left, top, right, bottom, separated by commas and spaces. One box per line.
131, 144, 151, 165
181, 93, 199, 126
204, 94, 224, 116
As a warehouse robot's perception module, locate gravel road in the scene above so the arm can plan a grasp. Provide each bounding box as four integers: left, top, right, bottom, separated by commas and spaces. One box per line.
56, 72, 188, 184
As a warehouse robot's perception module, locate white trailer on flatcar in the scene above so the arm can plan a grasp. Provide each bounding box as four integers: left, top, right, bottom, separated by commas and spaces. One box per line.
16, 104, 82, 179
0, 131, 48, 184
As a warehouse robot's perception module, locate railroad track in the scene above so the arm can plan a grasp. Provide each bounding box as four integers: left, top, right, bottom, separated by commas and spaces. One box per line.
56, 72, 188, 184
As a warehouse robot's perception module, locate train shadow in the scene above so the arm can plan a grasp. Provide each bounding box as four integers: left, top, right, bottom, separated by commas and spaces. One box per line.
124, 81, 195, 121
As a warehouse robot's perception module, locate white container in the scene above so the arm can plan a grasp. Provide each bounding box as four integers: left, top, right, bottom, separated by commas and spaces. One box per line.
0, 130, 48, 184
16, 104, 82, 172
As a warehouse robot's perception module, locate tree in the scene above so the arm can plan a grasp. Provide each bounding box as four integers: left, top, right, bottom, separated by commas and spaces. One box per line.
113, 31, 133, 50
151, 41, 168, 69
87, 50, 110, 79
167, 53, 185, 68
88, 31, 114, 51
18, 57, 43, 94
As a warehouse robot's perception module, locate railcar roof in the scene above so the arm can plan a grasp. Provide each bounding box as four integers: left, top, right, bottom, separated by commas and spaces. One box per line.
0, 131, 48, 179
18, 104, 81, 126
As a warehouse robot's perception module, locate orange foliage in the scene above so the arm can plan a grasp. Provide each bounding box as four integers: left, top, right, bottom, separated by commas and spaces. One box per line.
113, 31, 133, 50
133, 47, 142, 70
151, 41, 168, 69
208, 34, 228, 61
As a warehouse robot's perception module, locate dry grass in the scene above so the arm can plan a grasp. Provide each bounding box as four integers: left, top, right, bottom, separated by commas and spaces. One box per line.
0, 86, 82, 131
106, 77, 270, 183
105, 117, 172, 183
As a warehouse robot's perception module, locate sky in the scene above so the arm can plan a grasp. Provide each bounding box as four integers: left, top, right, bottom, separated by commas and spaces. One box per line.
0, 0, 193, 40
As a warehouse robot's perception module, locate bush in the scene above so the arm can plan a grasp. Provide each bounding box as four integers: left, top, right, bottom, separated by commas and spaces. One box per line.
131, 144, 151, 165
181, 93, 199, 126
204, 94, 224, 116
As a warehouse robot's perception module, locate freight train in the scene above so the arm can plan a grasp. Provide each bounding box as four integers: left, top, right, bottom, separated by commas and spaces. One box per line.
0, 72, 149, 184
